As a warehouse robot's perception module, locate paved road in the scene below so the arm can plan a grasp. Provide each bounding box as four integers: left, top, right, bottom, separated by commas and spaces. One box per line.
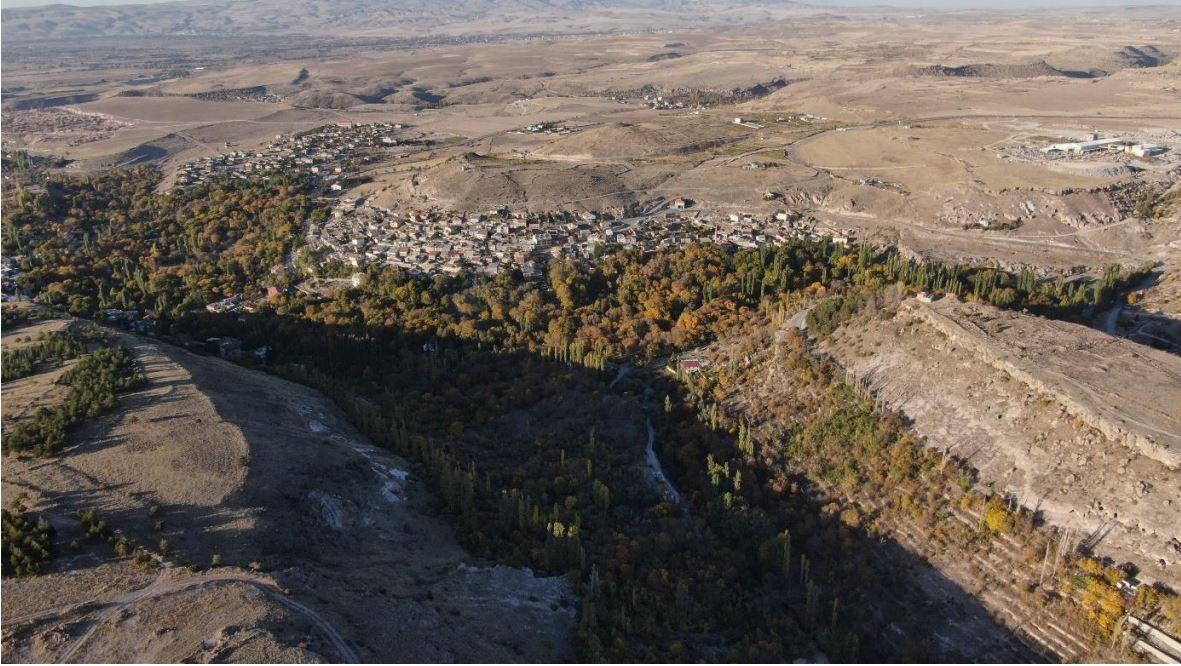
818, 208, 1135, 261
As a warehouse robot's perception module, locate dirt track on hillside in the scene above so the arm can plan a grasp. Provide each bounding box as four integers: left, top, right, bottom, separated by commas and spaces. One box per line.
2, 325, 577, 663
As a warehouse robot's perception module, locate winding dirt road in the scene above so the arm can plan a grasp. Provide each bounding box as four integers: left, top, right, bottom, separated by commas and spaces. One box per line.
9, 567, 360, 664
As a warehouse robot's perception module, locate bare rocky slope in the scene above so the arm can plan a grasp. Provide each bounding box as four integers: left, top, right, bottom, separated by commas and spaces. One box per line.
1, 328, 575, 663
690, 314, 1114, 662
820, 297, 1181, 589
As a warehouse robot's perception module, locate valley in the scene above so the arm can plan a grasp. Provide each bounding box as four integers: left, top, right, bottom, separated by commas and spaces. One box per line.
2, 0, 1180, 663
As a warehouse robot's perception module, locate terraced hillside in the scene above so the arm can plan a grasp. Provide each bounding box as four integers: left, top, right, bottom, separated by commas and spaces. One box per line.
679, 311, 1175, 662
820, 297, 1181, 590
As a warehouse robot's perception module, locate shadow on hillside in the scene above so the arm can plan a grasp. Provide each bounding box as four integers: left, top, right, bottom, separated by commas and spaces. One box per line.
1116, 307, 1181, 355
48, 311, 1055, 662
1093, 270, 1181, 357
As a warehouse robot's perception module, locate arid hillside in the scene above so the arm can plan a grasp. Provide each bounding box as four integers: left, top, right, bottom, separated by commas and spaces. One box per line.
820, 297, 1181, 590
0, 0, 811, 41
1, 320, 575, 663
3, 5, 1178, 281
675, 299, 1180, 662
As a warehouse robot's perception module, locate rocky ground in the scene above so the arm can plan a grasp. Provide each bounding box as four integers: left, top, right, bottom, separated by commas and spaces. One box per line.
689, 315, 1114, 662
821, 297, 1181, 589
1, 322, 576, 663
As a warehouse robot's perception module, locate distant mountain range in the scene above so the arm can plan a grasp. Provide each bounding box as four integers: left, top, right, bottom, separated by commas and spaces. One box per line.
0, 0, 809, 42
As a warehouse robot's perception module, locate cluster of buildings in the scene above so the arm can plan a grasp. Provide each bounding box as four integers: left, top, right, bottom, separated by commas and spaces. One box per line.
166, 119, 852, 299
173, 122, 415, 188
301, 199, 844, 278
778, 113, 826, 124
513, 122, 577, 135
642, 94, 702, 110
1040, 135, 1167, 158
202, 336, 269, 362
203, 287, 282, 315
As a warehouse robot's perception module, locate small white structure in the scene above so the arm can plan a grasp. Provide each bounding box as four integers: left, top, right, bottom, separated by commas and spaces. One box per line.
1128, 144, 1166, 158
734, 117, 744, 124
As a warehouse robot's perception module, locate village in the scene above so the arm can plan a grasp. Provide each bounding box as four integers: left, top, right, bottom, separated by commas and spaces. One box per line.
173, 121, 420, 188
298, 197, 844, 280
165, 122, 854, 296
159, 118, 866, 315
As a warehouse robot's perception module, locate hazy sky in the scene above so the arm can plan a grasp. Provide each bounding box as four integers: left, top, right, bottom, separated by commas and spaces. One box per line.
0, 0, 180, 6
2, 0, 1179, 7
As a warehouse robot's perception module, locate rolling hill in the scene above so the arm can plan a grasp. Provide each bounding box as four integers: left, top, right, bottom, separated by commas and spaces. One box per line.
1, 0, 806, 42
1, 319, 575, 663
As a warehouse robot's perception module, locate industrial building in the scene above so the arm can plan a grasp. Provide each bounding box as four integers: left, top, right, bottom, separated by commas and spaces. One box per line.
1041, 137, 1130, 155
1041, 136, 1167, 158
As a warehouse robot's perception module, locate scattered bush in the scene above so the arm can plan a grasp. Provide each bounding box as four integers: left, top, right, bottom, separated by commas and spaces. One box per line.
3, 345, 145, 457
1, 505, 55, 577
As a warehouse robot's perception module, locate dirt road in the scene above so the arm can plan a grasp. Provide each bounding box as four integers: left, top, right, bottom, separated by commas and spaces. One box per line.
44, 568, 359, 664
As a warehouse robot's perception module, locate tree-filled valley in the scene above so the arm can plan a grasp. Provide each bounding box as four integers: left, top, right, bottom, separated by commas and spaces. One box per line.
3, 165, 1178, 662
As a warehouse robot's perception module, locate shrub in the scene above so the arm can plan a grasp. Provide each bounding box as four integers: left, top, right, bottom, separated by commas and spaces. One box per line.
1, 507, 55, 577
982, 500, 1016, 534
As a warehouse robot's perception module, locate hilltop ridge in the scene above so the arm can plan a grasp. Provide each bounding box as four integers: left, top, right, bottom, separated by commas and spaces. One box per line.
1, 319, 575, 663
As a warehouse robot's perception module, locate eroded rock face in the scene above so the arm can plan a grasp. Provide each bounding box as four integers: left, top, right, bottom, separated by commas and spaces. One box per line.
821, 298, 1181, 587
910, 299, 1180, 469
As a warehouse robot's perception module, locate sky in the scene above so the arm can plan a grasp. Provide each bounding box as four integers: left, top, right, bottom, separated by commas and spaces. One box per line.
2, 0, 1179, 7
1, 0, 177, 5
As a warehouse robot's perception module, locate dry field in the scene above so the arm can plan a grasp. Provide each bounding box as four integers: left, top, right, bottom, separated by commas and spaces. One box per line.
1, 321, 576, 663
5, 8, 1178, 273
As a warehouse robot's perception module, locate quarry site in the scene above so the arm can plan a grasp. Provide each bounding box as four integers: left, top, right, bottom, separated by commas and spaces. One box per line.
2, 0, 1180, 663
